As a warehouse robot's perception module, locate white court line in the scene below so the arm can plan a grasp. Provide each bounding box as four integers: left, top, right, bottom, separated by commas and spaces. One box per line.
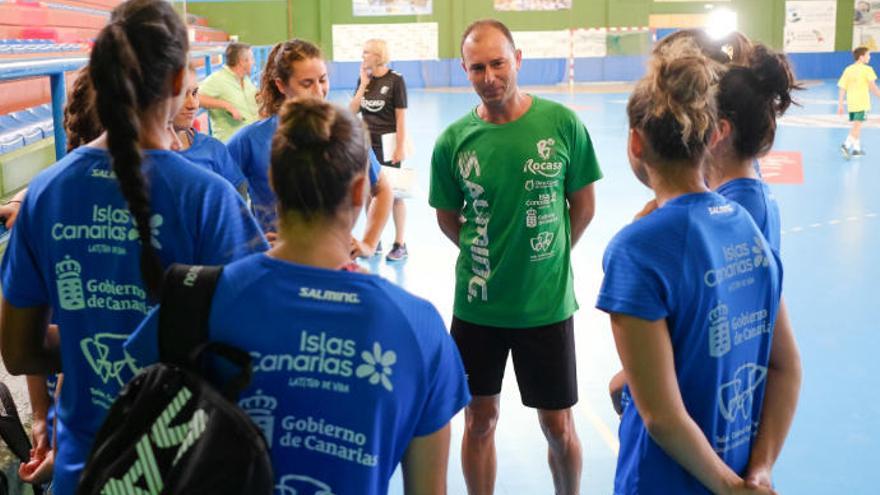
781, 212, 875, 235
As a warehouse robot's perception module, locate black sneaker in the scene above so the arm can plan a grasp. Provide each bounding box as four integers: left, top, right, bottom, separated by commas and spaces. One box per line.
852, 149, 866, 158
386, 242, 408, 262
841, 144, 851, 159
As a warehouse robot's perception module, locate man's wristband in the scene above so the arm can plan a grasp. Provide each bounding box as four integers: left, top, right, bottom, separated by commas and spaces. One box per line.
2, 200, 21, 207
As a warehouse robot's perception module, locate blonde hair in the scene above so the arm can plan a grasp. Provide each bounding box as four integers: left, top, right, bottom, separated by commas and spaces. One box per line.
627, 37, 723, 161
364, 39, 389, 65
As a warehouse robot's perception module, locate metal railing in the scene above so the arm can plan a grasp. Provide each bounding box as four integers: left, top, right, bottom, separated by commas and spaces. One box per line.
0, 44, 272, 161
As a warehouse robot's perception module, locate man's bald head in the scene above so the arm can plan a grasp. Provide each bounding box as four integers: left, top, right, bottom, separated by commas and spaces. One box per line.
460, 19, 516, 60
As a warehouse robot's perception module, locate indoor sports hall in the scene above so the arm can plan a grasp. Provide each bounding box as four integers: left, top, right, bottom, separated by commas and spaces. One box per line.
0, 1, 877, 494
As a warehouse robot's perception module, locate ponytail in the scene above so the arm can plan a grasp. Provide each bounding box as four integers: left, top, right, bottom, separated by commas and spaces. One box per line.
628, 37, 722, 161
89, 0, 188, 297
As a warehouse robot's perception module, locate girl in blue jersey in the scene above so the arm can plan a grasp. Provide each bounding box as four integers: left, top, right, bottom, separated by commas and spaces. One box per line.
172, 65, 248, 194
597, 39, 798, 495
228, 39, 393, 257
127, 97, 470, 494
610, 37, 804, 491
0, 1, 266, 493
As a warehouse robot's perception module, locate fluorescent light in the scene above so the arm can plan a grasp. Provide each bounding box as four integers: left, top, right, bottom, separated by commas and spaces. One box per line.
706, 8, 738, 40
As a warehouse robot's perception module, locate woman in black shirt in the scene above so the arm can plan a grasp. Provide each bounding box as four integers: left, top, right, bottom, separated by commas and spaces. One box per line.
351, 38, 410, 261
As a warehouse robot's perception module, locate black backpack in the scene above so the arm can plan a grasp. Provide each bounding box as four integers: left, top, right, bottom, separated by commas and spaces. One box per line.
77, 264, 274, 495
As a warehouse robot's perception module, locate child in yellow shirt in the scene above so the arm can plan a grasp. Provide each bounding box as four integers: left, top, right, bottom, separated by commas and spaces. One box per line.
838, 46, 880, 158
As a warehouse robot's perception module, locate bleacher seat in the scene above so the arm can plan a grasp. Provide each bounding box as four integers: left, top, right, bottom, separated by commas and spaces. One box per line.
0, 104, 54, 155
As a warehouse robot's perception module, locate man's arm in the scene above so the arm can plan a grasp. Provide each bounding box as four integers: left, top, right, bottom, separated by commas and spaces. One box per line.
435, 209, 462, 246
566, 183, 596, 247
401, 424, 451, 495
744, 298, 802, 488
199, 94, 242, 121
838, 87, 847, 115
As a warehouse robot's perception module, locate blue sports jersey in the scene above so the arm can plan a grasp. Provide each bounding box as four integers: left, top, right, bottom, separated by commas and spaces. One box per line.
227, 116, 382, 233
127, 253, 470, 494
178, 130, 246, 189
0, 146, 268, 495
596, 192, 782, 495
716, 178, 781, 253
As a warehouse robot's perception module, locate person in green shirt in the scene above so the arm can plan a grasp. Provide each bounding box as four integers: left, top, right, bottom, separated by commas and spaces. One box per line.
429, 19, 602, 495
199, 42, 260, 142
837, 46, 880, 158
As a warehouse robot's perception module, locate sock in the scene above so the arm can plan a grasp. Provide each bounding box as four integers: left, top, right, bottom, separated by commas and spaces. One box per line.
852, 139, 861, 152
845, 135, 855, 147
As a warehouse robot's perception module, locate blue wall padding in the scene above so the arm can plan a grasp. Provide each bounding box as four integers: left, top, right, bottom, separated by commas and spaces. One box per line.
326, 52, 866, 89
787, 51, 880, 80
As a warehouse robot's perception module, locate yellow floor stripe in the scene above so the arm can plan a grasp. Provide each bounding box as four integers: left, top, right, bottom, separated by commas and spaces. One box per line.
581, 399, 620, 455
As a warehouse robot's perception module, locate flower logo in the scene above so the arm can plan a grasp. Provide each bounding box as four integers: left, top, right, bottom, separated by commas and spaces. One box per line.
751, 236, 769, 268
356, 342, 396, 392
127, 214, 164, 250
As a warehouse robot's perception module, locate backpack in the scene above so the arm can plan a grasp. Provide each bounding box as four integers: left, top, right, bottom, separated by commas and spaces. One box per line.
77, 264, 274, 495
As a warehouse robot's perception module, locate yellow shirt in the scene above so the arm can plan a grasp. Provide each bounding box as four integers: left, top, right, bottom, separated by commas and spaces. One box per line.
838, 63, 878, 113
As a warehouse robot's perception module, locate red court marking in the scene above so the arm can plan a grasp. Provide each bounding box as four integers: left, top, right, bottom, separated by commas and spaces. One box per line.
758, 151, 804, 184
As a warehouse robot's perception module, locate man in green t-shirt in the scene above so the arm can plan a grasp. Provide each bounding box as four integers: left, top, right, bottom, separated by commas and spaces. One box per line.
429, 19, 602, 495
199, 42, 260, 142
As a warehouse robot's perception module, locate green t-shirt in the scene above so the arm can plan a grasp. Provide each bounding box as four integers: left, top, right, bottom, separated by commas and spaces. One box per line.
430, 96, 602, 328
200, 66, 260, 142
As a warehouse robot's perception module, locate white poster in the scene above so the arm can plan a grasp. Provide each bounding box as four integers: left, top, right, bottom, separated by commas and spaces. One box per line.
510, 29, 608, 59
495, 0, 571, 11
352, 0, 432, 17
854, 1, 880, 49
784, 1, 837, 52
572, 29, 609, 58
511, 30, 571, 59
332, 23, 438, 61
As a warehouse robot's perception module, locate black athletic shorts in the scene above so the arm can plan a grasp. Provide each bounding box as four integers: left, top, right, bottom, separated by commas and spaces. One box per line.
450, 316, 577, 410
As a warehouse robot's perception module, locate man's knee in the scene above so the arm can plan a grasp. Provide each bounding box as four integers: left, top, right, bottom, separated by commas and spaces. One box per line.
465, 398, 500, 439
538, 409, 576, 444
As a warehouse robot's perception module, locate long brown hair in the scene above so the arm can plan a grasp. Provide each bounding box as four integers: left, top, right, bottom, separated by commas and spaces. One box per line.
257, 39, 323, 118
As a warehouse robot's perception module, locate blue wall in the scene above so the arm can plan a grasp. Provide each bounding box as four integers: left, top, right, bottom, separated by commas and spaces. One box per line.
327, 51, 869, 90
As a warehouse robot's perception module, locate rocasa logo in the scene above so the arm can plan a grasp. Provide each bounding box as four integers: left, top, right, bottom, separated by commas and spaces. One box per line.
524, 138, 563, 178
361, 99, 386, 112
51, 204, 164, 249
99, 386, 209, 494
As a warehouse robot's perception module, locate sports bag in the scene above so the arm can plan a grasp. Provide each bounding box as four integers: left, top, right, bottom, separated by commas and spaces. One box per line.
77, 264, 273, 494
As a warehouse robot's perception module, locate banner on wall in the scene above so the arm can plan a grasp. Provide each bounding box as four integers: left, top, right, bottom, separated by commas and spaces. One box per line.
352, 0, 432, 16
783, 1, 837, 52
495, 0, 571, 11
510, 30, 608, 59
854, 1, 880, 50
332, 23, 438, 61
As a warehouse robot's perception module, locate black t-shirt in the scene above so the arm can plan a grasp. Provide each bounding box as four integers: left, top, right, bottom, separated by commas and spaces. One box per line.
356, 70, 407, 138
